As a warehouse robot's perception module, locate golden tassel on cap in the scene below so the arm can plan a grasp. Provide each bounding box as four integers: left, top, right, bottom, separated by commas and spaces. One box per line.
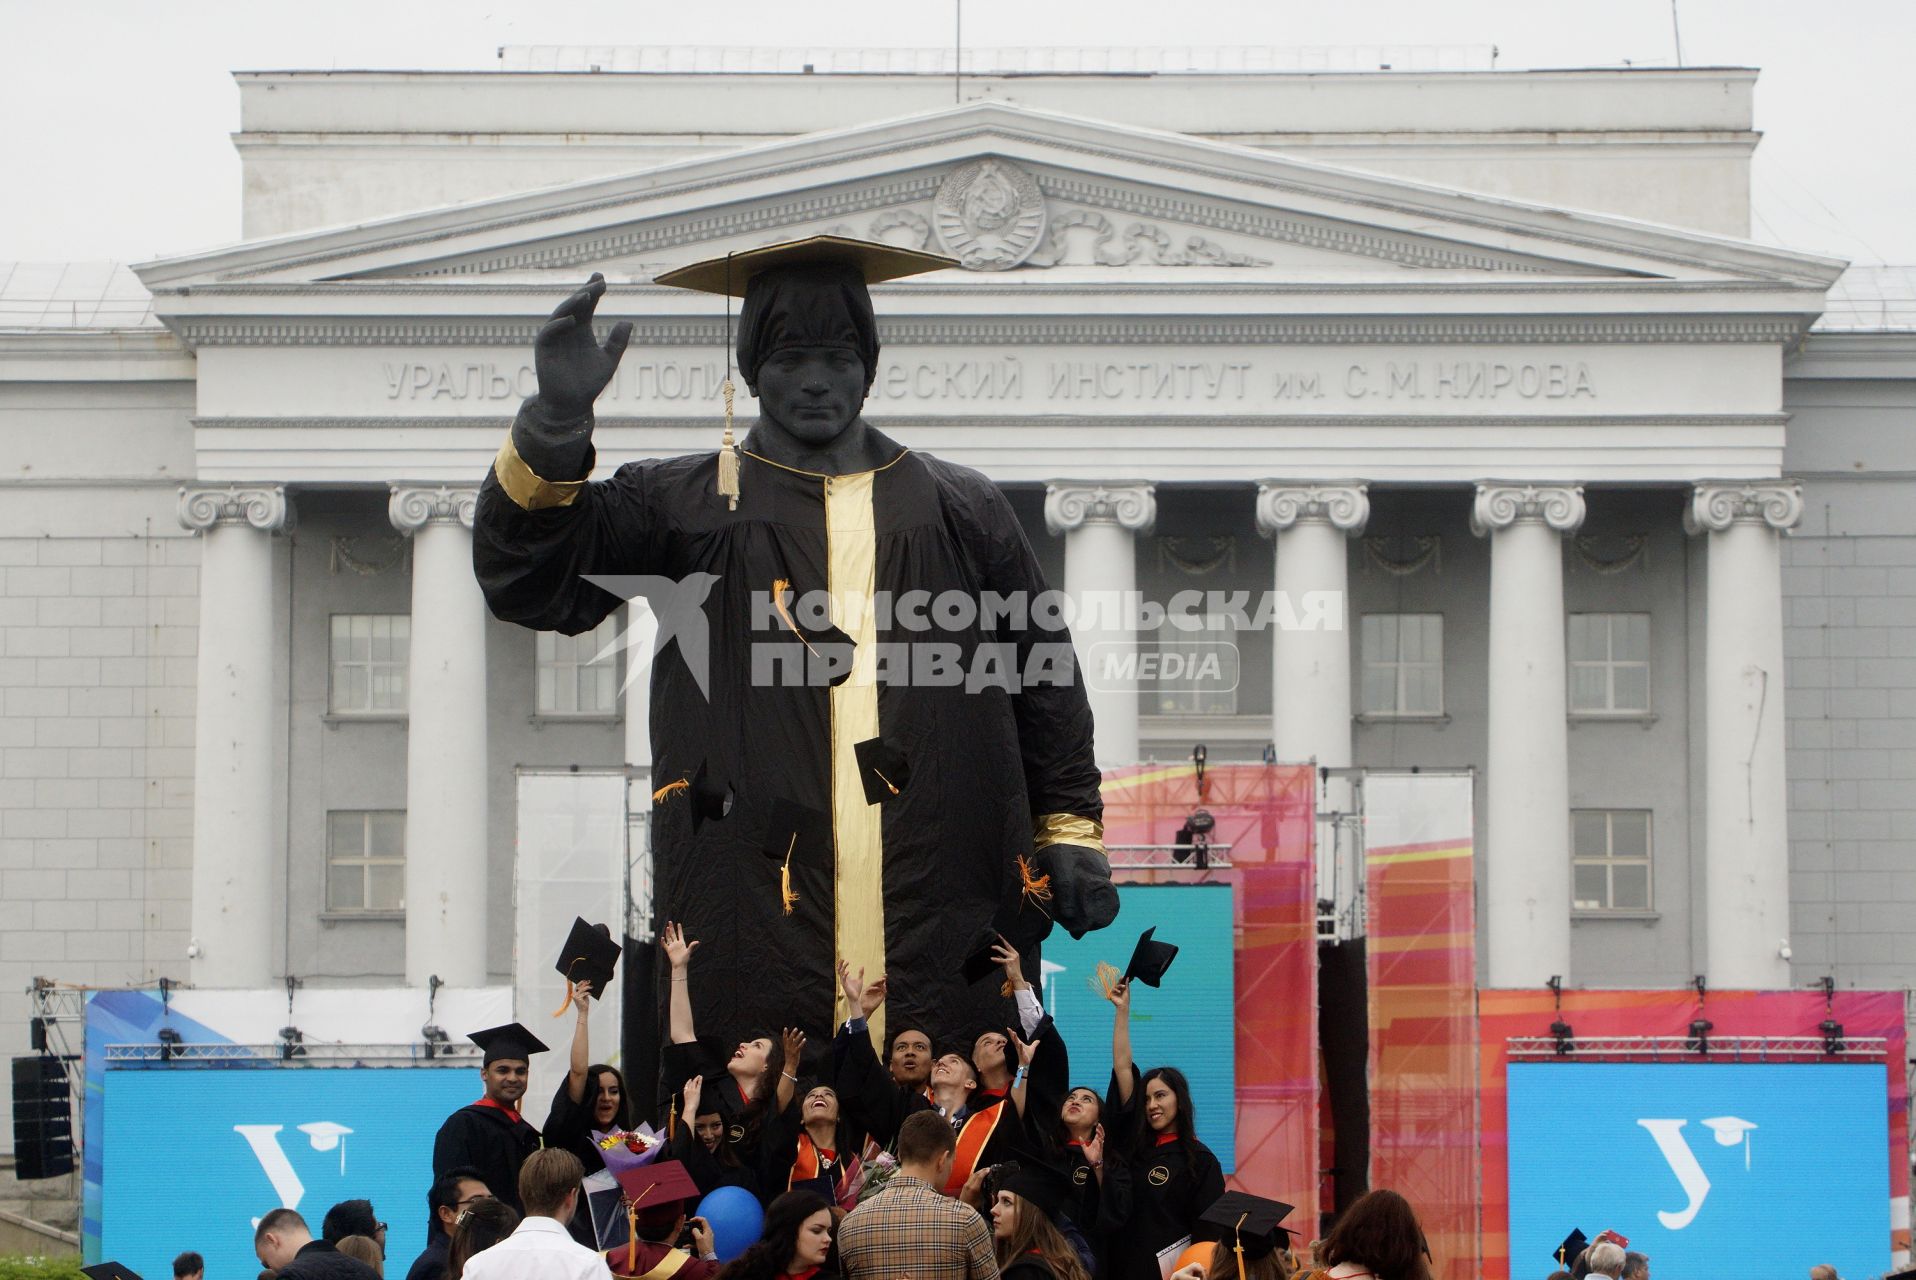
780, 834, 799, 916
716, 378, 740, 510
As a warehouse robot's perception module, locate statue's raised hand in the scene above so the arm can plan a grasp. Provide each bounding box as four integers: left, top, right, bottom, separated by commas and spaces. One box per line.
534, 273, 633, 422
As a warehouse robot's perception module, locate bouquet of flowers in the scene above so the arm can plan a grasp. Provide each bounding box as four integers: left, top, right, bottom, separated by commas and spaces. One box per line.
855, 1146, 900, 1205
592, 1123, 664, 1176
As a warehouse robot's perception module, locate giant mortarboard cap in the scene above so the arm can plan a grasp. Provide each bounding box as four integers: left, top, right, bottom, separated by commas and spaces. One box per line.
999, 1159, 1076, 1221
81, 1266, 142, 1280
1123, 927, 1179, 987
556, 917, 622, 1000
469, 1021, 551, 1065
1553, 1229, 1590, 1267
1197, 1192, 1295, 1262
853, 737, 911, 806
654, 234, 957, 299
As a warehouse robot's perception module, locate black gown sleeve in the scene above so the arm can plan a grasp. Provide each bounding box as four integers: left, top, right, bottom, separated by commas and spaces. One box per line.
1188, 1142, 1225, 1225
471, 414, 670, 635
1022, 1015, 1069, 1146
431, 1112, 477, 1181
541, 1079, 603, 1169
969, 477, 1102, 824
833, 1020, 909, 1149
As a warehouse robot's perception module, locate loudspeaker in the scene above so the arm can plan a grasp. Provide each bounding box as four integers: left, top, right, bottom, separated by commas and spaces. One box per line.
11, 1055, 74, 1180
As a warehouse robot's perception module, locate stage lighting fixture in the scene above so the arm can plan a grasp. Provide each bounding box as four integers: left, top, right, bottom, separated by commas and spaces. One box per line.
1550, 1019, 1575, 1056
156, 1026, 182, 1063
1687, 1018, 1713, 1055
1820, 1018, 1845, 1056
422, 1023, 450, 1059
279, 1025, 307, 1062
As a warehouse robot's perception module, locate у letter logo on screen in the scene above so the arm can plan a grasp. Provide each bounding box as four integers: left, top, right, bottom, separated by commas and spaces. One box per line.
1635, 1116, 1756, 1230
235, 1122, 355, 1215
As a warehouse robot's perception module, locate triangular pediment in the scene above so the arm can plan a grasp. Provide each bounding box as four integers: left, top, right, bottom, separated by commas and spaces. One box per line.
138, 100, 1843, 300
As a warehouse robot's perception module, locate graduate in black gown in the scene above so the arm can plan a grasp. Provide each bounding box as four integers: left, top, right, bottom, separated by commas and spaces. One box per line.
470, 236, 1117, 1054
1102, 980, 1225, 1280
431, 1023, 549, 1217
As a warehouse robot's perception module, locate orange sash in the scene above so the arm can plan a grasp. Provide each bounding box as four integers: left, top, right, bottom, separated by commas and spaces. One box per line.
789, 1130, 834, 1187
942, 1100, 1005, 1196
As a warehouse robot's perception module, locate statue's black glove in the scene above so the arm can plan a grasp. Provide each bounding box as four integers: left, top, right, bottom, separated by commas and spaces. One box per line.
1034, 842, 1119, 940
532, 272, 633, 423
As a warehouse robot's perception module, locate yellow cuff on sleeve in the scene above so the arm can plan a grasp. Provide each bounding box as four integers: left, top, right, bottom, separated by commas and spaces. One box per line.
493, 432, 586, 511
1033, 813, 1105, 858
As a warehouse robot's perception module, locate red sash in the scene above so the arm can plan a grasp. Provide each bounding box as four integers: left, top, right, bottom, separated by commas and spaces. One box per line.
942, 1101, 1005, 1196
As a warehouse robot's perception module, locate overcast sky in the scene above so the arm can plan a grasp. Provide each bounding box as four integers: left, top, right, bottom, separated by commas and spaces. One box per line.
1, 0, 1909, 266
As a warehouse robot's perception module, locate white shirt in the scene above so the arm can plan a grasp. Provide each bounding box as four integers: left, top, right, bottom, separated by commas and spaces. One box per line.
460, 1215, 608, 1280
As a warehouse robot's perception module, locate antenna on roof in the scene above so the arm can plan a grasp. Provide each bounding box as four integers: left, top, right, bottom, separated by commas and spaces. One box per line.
1670, 0, 1684, 66
954, 0, 963, 103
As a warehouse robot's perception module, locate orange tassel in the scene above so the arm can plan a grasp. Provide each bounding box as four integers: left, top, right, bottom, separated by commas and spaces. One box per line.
771, 578, 820, 658
626, 1201, 638, 1273
652, 778, 689, 804
873, 769, 900, 796
551, 957, 583, 1018
1016, 855, 1054, 919
668, 1096, 677, 1142
781, 834, 799, 916
1233, 1212, 1248, 1279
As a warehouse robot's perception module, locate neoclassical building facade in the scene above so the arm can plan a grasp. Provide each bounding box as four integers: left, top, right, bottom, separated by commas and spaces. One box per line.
3, 58, 1912, 1079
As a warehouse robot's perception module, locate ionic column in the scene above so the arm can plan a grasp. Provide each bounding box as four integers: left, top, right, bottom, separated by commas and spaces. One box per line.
1473, 483, 1586, 987
1255, 483, 1368, 775
1686, 481, 1802, 988
389, 485, 488, 987
1045, 483, 1156, 768
180, 485, 291, 987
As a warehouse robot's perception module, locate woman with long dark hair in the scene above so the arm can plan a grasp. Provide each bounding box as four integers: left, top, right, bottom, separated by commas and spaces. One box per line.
763, 1082, 864, 1215
990, 1162, 1092, 1280
664, 922, 799, 1180
715, 1190, 836, 1280
543, 977, 634, 1241
1102, 979, 1225, 1280
1311, 1189, 1433, 1280
446, 1197, 518, 1280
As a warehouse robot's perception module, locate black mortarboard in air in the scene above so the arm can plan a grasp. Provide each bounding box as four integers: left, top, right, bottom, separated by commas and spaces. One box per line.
81, 1266, 142, 1280
853, 737, 911, 805
1123, 927, 1178, 987
999, 1159, 1075, 1221
556, 917, 622, 999
1197, 1192, 1295, 1262
1554, 1229, 1591, 1266
962, 896, 1051, 986
688, 760, 734, 832
468, 1022, 550, 1065
760, 798, 833, 870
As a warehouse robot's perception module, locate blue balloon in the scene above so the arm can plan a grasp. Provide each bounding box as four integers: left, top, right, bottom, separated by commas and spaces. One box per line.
694, 1185, 765, 1262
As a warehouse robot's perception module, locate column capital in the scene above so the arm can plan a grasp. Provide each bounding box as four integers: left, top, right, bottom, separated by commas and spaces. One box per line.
1684, 480, 1804, 534
1255, 482, 1369, 537
1043, 482, 1156, 536
389, 484, 479, 533
1470, 482, 1586, 537
178, 485, 291, 533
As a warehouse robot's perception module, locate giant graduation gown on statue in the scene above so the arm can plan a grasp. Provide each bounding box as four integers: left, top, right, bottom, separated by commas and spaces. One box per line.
474, 425, 1102, 1049
432, 1101, 543, 1216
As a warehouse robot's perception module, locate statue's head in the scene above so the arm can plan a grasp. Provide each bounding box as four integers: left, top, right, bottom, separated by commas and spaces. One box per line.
738, 261, 877, 444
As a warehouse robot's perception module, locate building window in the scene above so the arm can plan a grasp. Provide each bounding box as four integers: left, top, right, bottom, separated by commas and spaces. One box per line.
537, 618, 621, 716
1569, 613, 1650, 714
1572, 809, 1652, 912
1150, 614, 1239, 716
1359, 614, 1444, 716
327, 810, 404, 913
329, 614, 409, 714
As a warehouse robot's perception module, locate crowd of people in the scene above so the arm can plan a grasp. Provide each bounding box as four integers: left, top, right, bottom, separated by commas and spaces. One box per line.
148, 923, 1452, 1280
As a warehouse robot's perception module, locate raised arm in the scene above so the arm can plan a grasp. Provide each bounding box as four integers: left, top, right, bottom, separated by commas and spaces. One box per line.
1110, 979, 1135, 1110
663, 921, 700, 1045
776, 1027, 806, 1113
565, 979, 593, 1103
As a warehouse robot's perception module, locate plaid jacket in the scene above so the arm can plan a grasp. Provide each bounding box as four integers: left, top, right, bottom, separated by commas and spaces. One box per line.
837, 1174, 1000, 1280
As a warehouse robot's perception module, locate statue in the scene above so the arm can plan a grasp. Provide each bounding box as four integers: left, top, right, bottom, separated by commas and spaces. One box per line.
473, 236, 1117, 1053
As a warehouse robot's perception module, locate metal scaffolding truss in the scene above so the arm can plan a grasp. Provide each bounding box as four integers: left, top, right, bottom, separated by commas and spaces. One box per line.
1507, 1034, 1889, 1062
1105, 842, 1235, 871
103, 1042, 481, 1066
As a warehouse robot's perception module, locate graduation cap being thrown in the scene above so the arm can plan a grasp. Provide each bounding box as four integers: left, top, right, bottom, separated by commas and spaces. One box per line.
1124, 927, 1179, 988
652, 235, 958, 510
469, 1021, 551, 1066
81, 1265, 142, 1280
1197, 1192, 1295, 1265
761, 797, 831, 916
853, 737, 910, 805
653, 760, 733, 833
1553, 1229, 1591, 1267
553, 917, 622, 1016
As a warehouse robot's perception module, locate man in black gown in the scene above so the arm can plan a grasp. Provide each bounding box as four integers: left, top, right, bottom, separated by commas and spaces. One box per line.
472, 237, 1117, 1048
431, 1023, 547, 1216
